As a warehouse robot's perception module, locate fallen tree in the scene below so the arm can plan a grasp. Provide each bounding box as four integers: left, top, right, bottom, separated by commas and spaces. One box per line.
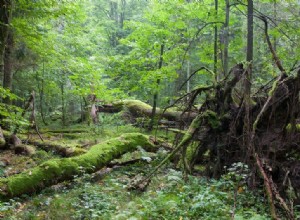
1, 130, 86, 157
0, 133, 154, 198
130, 16, 299, 219
97, 100, 197, 123
130, 64, 300, 219
0, 127, 5, 148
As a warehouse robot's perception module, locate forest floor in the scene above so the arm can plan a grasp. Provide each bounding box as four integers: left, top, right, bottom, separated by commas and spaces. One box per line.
0, 123, 277, 219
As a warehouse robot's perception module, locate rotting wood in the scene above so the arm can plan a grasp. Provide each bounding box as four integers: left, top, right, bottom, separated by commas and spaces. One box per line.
97, 100, 198, 122
0, 133, 154, 198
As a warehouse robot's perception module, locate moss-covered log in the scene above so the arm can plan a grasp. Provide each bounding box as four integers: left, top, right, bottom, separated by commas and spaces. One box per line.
0, 133, 154, 198
0, 127, 5, 148
1, 130, 86, 157
97, 100, 197, 122
27, 139, 87, 157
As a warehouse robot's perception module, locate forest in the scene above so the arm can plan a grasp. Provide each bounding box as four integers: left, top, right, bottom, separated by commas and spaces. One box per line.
0, 0, 300, 219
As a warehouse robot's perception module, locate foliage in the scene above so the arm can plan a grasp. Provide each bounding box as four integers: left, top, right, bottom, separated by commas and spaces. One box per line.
0, 87, 28, 130
1, 163, 273, 219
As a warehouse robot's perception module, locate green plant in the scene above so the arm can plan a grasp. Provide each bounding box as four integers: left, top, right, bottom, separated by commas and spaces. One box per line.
0, 87, 27, 131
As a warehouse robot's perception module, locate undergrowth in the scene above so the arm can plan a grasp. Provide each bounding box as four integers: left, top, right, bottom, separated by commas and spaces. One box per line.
1, 162, 272, 220
0, 123, 287, 219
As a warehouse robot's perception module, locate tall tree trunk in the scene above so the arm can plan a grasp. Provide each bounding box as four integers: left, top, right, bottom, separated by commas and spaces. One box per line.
37, 62, 47, 125
223, 0, 230, 75
3, 30, 13, 104
214, 0, 218, 80
246, 0, 253, 68
273, 0, 277, 52
0, 0, 11, 80
109, 1, 118, 47
187, 60, 190, 94
120, 0, 126, 29
243, 0, 254, 152
60, 83, 66, 126
81, 96, 89, 123
149, 44, 164, 131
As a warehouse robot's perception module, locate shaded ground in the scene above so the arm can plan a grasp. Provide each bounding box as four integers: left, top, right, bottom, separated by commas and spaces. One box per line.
0, 124, 294, 219
1, 163, 271, 220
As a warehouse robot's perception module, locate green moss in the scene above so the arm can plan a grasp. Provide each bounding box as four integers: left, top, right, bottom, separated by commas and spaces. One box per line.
122, 100, 152, 111
0, 138, 5, 148
286, 123, 300, 132
203, 110, 221, 129
0, 133, 154, 198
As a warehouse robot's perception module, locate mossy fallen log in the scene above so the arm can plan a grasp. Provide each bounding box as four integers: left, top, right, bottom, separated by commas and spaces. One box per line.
40, 128, 88, 134
1, 130, 86, 157
0, 127, 5, 148
97, 100, 197, 121
0, 133, 154, 198
27, 139, 87, 157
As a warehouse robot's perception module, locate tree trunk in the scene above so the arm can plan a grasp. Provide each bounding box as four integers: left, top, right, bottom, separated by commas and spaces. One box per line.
149, 44, 164, 131
0, 126, 5, 148
37, 62, 48, 125
60, 83, 66, 126
223, 0, 230, 75
3, 30, 14, 104
109, 0, 118, 47
0, 133, 154, 198
120, 0, 126, 29
273, 0, 277, 52
97, 100, 197, 122
243, 0, 254, 150
214, 0, 218, 80
0, 0, 11, 78
90, 94, 99, 124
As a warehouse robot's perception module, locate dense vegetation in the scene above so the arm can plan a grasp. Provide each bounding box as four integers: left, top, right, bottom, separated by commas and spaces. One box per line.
0, 0, 300, 219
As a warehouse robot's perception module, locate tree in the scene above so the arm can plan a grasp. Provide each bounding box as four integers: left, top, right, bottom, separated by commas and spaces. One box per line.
0, 0, 12, 77
243, 0, 253, 151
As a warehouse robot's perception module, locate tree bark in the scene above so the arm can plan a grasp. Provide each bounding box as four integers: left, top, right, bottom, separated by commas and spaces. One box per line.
37, 62, 48, 125
149, 44, 164, 131
243, 0, 254, 150
2, 30, 14, 104
0, 126, 5, 148
60, 83, 66, 126
223, 0, 230, 75
90, 94, 99, 124
0, 0, 11, 78
0, 133, 154, 198
214, 0, 218, 80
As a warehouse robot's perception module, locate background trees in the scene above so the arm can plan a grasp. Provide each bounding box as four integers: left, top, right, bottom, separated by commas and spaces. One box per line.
0, 1, 300, 218
0, 0, 299, 126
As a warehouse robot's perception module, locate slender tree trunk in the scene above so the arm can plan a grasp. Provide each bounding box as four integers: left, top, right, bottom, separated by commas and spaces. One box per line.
223, 0, 230, 75
109, 1, 118, 47
90, 94, 99, 124
0, 0, 11, 80
243, 0, 253, 152
60, 83, 65, 126
246, 0, 253, 67
273, 0, 277, 52
37, 62, 47, 125
149, 44, 164, 131
3, 30, 13, 104
120, 0, 126, 29
187, 60, 190, 94
214, 0, 218, 80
